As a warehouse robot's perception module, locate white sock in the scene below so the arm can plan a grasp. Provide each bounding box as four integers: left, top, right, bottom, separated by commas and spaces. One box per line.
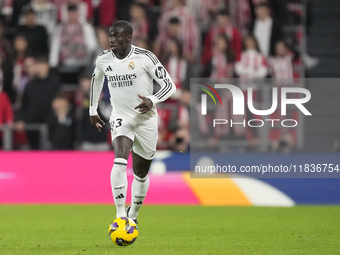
111, 158, 128, 218
129, 174, 149, 220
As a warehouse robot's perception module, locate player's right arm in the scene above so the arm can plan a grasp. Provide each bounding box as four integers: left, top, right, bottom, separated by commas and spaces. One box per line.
89, 58, 105, 132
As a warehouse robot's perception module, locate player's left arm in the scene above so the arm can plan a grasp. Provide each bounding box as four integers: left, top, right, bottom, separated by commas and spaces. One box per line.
135, 52, 176, 114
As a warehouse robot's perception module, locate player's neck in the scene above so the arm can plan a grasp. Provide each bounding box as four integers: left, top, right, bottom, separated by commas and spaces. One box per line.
116, 45, 132, 60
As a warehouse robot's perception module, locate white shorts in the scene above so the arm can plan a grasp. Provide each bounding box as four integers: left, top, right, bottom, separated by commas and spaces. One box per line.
109, 114, 158, 160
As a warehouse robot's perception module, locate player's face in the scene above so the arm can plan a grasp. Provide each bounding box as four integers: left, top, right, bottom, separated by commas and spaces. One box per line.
108, 26, 131, 54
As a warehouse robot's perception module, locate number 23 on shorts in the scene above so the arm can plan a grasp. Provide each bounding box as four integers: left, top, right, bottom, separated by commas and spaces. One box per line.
111, 118, 122, 129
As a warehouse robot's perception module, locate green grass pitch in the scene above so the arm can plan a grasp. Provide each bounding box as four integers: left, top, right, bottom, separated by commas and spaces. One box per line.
0, 205, 339, 255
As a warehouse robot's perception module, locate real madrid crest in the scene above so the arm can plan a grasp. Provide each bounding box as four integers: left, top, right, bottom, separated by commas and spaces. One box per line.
128, 61, 135, 70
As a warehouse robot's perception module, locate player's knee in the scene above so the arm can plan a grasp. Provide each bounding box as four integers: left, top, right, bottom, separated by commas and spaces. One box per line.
112, 137, 132, 159
134, 169, 148, 179
113, 147, 129, 159
134, 172, 148, 182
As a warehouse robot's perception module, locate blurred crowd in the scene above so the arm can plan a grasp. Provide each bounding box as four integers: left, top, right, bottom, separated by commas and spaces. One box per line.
0, 0, 308, 152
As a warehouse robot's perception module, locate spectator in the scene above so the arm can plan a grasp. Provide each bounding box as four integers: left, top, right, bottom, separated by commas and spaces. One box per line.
227, 0, 252, 36
49, 4, 97, 84
157, 0, 200, 62
18, 56, 61, 149
91, 0, 116, 27
135, 0, 159, 42
249, 2, 283, 57
0, 60, 13, 127
154, 17, 181, 62
76, 73, 110, 151
47, 92, 75, 150
170, 127, 190, 152
93, 26, 110, 103
159, 87, 190, 151
19, 0, 57, 36
14, 56, 37, 110
206, 34, 235, 81
3, 0, 30, 27
173, 87, 190, 152
15, 8, 49, 57
0, 21, 12, 61
202, 10, 242, 65
129, 3, 149, 45
59, 0, 93, 24
164, 38, 190, 99
12, 35, 30, 96
1, 0, 13, 22
268, 40, 294, 80
171, 89, 190, 131
0, 23, 14, 101
186, 0, 225, 33
235, 35, 267, 79
235, 34, 267, 141
0, 83, 14, 149
94, 26, 110, 58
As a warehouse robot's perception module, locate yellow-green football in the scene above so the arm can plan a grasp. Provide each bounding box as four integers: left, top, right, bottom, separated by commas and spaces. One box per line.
108, 217, 138, 246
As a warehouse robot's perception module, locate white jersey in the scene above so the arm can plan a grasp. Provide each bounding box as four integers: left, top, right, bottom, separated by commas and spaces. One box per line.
89, 45, 176, 123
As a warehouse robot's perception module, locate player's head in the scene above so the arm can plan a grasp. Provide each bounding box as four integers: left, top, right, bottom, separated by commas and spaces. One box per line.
108, 20, 133, 54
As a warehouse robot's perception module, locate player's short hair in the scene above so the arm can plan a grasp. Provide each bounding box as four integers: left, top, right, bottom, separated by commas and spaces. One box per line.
110, 20, 133, 36
169, 17, 180, 25
217, 9, 230, 17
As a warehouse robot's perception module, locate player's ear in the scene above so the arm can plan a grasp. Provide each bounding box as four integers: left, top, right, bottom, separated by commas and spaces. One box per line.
127, 34, 132, 42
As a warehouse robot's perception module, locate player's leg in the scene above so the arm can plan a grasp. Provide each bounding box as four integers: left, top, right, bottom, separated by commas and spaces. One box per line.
128, 119, 157, 220
111, 136, 132, 218
128, 151, 152, 220
110, 116, 134, 218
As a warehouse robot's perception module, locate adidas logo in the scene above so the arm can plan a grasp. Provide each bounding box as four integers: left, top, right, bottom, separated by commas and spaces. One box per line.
115, 193, 125, 199
133, 201, 143, 205
105, 66, 113, 72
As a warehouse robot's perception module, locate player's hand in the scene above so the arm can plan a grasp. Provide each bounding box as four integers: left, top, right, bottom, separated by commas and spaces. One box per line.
134, 94, 153, 114
90, 115, 105, 132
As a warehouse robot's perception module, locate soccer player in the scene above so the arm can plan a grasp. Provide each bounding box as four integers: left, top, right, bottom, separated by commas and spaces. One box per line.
89, 20, 176, 223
